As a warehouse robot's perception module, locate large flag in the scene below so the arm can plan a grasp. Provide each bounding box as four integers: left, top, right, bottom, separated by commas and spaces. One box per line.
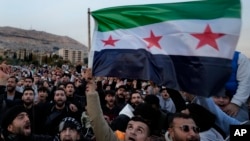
89, 0, 241, 97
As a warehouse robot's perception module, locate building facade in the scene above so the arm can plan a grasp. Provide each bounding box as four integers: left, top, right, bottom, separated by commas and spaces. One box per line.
58, 48, 88, 64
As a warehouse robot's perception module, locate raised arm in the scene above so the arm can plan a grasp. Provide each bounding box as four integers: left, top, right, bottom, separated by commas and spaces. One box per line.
85, 69, 119, 141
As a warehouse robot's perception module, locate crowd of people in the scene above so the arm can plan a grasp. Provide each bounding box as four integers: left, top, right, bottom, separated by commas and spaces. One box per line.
0, 51, 250, 141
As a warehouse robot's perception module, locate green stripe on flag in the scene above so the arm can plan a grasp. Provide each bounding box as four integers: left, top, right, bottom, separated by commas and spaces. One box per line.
91, 0, 241, 32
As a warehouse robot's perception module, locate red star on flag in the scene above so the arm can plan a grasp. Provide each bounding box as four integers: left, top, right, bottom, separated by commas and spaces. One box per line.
191, 25, 225, 51
102, 35, 119, 47
143, 30, 162, 49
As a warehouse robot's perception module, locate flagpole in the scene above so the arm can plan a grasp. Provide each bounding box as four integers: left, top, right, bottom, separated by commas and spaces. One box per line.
87, 8, 93, 68
88, 8, 91, 52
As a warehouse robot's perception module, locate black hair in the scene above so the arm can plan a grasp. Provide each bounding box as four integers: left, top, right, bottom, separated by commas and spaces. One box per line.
38, 86, 49, 93
25, 76, 34, 82
168, 113, 193, 128
64, 82, 75, 89
144, 94, 160, 108
127, 89, 143, 105
54, 87, 66, 94
22, 87, 35, 94
130, 116, 152, 136
8, 75, 18, 83
133, 103, 161, 136
104, 90, 115, 96
186, 103, 216, 132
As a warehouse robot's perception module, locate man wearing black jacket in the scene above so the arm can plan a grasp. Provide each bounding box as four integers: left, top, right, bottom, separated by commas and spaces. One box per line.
0, 105, 53, 141
0, 76, 22, 123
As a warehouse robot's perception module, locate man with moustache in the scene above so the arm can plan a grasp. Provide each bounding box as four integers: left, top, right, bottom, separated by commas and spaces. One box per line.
45, 88, 81, 136
0, 76, 22, 122
165, 113, 200, 141
111, 90, 144, 131
0, 105, 53, 141
21, 87, 47, 134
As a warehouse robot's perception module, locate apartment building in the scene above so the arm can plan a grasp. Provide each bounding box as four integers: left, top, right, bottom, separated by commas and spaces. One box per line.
58, 48, 88, 64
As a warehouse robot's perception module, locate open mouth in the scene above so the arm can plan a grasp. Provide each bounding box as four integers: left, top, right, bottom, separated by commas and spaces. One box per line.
24, 123, 31, 130
128, 137, 135, 141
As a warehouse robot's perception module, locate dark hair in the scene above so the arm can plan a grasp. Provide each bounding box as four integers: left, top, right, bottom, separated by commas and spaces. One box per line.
127, 89, 142, 105
38, 86, 49, 93
130, 116, 152, 136
133, 103, 160, 136
25, 76, 34, 82
64, 82, 75, 89
104, 90, 115, 96
130, 89, 142, 96
23, 87, 35, 94
159, 86, 167, 93
116, 85, 127, 91
225, 90, 233, 100
7, 76, 18, 83
168, 113, 193, 128
144, 94, 160, 108
62, 72, 71, 78
186, 103, 216, 132
54, 87, 65, 93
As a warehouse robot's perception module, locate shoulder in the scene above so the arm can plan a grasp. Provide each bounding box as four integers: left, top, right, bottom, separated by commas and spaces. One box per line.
32, 134, 54, 141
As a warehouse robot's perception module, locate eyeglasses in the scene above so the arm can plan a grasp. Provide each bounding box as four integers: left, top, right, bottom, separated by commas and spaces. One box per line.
174, 125, 200, 133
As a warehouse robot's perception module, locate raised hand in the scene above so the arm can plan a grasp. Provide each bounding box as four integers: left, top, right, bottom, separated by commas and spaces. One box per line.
223, 103, 240, 117
0, 61, 10, 85
85, 68, 97, 94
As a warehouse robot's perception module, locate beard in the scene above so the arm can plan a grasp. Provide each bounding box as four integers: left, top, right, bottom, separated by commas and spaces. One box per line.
14, 123, 31, 137
23, 101, 33, 107
7, 86, 15, 92
55, 101, 66, 108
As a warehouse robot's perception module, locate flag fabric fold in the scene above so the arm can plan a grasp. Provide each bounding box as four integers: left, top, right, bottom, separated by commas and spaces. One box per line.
89, 0, 241, 97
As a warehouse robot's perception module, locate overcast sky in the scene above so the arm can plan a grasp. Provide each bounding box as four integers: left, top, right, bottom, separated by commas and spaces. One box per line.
1, 0, 249, 57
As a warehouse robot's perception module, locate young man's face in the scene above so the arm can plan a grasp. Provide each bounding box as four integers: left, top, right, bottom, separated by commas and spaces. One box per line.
6, 77, 17, 92
22, 90, 34, 106
65, 84, 75, 97
168, 118, 200, 141
33, 76, 40, 84
24, 78, 33, 87
54, 90, 67, 107
116, 88, 125, 98
38, 91, 48, 102
125, 121, 150, 141
8, 112, 31, 136
105, 94, 115, 105
130, 93, 143, 107
59, 127, 80, 141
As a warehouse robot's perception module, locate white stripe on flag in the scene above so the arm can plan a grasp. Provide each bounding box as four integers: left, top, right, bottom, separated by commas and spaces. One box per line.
92, 18, 240, 59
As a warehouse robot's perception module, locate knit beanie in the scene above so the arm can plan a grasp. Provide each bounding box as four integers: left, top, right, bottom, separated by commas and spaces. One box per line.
58, 117, 82, 133
1, 105, 27, 130
186, 103, 216, 132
